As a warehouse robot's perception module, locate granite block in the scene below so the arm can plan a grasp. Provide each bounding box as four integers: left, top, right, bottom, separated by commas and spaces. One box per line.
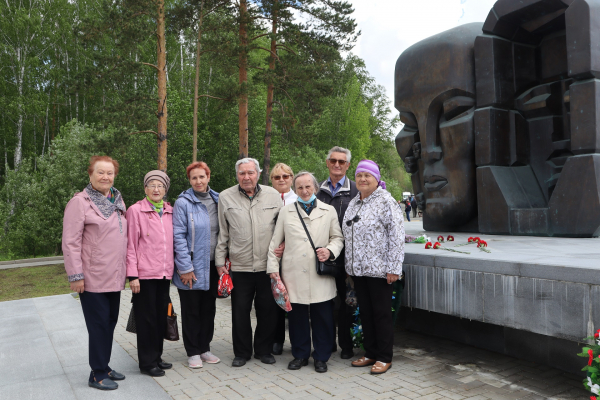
0, 336, 63, 387
0, 374, 76, 400
0, 313, 47, 345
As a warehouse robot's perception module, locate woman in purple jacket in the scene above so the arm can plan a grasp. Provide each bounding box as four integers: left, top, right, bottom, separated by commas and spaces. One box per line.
62, 156, 128, 391
126, 170, 174, 377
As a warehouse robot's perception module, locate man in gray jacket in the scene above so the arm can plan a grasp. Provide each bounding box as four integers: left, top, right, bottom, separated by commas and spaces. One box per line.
215, 158, 282, 367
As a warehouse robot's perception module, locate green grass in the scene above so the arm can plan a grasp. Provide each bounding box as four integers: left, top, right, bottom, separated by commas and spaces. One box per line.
0, 264, 72, 302
0, 253, 57, 262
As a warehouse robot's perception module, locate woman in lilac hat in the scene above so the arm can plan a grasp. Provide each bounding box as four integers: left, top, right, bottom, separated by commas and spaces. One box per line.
342, 160, 405, 375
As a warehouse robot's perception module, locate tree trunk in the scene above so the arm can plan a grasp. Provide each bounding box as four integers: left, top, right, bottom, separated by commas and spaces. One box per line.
156, 0, 168, 171
238, 0, 249, 159
262, 1, 278, 184
192, 1, 204, 163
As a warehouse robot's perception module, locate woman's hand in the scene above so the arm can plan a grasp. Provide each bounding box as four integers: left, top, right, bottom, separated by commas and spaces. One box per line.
274, 241, 285, 258
216, 266, 229, 277
129, 279, 140, 294
386, 273, 400, 284
269, 272, 280, 280
70, 279, 85, 294
316, 248, 332, 262
180, 271, 197, 289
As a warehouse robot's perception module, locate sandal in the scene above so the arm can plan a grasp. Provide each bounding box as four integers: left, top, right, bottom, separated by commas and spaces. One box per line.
351, 356, 376, 367
371, 361, 392, 374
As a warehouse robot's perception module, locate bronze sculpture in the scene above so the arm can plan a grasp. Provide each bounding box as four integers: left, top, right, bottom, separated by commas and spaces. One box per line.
395, 0, 600, 237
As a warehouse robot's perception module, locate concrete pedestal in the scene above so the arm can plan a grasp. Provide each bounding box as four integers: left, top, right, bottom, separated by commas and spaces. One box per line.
399, 220, 600, 375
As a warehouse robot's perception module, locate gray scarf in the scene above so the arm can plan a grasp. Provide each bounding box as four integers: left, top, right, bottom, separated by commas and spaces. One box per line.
85, 183, 125, 233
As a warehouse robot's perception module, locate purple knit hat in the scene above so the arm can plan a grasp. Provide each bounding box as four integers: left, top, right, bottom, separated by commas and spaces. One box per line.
355, 159, 386, 190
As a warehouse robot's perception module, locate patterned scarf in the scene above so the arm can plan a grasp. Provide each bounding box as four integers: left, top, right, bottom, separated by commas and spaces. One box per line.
300, 198, 316, 215
85, 183, 125, 232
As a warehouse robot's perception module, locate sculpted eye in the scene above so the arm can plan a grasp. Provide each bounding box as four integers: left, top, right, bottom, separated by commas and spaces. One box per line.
442, 97, 475, 121
400, 112, 418, 129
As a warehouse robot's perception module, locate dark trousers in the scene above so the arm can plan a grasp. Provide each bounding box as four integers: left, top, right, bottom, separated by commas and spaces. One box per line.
353, 276, 394, 363
273, 307, 286, 345
79, 291, 120, 382
412, 208, 417, 218
230, 271, 277, 359
132, 278, 170, 370
333, 274, 354, 352
288, 300, 334, 362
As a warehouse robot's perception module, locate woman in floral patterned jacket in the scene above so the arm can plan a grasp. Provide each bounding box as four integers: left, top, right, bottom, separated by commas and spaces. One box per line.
342, 159, 405, 375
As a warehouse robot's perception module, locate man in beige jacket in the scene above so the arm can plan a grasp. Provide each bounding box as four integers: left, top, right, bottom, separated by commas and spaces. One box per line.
215, 158, 282, 367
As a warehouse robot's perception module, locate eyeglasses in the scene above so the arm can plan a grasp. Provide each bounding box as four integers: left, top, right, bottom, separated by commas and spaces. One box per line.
328, 158, 348, 165
346, 215, 360, 226
147, 185, 165, 190
273, 174, 291, 181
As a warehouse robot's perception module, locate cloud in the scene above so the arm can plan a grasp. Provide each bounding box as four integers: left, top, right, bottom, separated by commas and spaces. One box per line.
349, 0, 497, 120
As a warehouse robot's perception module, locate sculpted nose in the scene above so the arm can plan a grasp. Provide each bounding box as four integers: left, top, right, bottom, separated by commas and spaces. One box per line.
423, 146, 442, 163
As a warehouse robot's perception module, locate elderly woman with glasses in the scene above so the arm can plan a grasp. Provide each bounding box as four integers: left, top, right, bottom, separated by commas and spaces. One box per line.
269, 163, 297, 355
267, 171, 344, 373
343, 160, 404, 375
126, 170, 174, 377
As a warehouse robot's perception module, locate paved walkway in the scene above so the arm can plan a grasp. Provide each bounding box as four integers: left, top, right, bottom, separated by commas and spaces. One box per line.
113, 287, 589, 400
0, 294, 169, 400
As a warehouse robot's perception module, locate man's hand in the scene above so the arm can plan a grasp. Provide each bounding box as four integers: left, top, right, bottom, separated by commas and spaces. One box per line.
274, 241, 285, 258
217, 266, 229, 277
70, 279, 85, 294
130, 279, 140, 294
316, 248, 331, 262
269, 272, 280, 280
386, 273, 399, 284
180, 271, 197, 289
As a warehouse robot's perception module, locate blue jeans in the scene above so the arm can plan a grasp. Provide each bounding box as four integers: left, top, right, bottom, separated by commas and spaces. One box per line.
405, 210, 411, 221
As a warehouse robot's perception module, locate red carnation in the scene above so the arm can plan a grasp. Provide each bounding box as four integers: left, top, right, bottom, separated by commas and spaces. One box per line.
447, 235, 454, 242
425, 242, 432, 249
437, 235, 444, 242
595, 330, 599, 339
591, 396, 597, 400
477, 240, 488, 248
473, 237, 481, 242
433, 242, 442, 249
468, 237, 474, 242
589, 349, 594, 366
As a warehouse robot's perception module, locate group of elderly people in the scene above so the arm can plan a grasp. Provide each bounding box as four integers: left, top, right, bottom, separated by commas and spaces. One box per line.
62, 146, 405, 391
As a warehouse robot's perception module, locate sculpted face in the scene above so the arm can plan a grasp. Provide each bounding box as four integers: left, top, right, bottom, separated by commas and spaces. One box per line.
395, 24, 481, 229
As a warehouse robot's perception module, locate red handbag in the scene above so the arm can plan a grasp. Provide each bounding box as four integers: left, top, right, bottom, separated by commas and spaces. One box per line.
217, 258, 234, 298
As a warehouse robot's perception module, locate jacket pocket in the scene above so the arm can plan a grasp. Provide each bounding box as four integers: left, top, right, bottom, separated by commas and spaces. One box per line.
226, 207, 250, 238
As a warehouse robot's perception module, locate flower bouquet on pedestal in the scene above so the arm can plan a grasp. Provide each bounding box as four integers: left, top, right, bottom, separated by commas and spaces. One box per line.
578, 329, 600, 398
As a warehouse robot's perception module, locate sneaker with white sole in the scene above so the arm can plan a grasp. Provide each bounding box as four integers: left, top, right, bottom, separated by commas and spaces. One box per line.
188, 355, 202, 369
200, 351, 221, 364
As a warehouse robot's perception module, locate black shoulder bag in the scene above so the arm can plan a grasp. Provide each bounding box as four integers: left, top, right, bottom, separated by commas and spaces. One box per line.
295, 202, 342, 277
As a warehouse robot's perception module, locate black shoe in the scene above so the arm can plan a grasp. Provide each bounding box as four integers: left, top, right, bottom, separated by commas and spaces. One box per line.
288, 358, 309, 370
108, 370, 125, 381
254, 354, 276, 364
140, 367, 165, 377
340, 349, 354, 359
158, 361, 172, 370
272, 342, 283, 355
232, 356, 247, 367
314, 360, 328, 373
88, 377, 118, 390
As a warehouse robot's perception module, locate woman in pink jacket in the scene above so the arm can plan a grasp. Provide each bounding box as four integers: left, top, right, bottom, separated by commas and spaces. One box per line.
62, 156, 128, 391
126, 170, 174, 378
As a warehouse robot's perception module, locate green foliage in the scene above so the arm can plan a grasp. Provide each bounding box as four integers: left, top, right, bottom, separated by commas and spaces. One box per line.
578, 331, 600, 396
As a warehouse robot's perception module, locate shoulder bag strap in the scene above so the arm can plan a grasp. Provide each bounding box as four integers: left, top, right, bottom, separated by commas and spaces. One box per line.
295, 203, 318, 257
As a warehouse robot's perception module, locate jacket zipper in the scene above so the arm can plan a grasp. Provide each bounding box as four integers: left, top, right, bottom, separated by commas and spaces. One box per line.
160, 215, 166, 278
190, 212, 195, 262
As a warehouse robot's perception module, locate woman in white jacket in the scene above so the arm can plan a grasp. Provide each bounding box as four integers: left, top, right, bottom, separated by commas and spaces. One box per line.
267, 171, 344, 373
343, 160, 405, 375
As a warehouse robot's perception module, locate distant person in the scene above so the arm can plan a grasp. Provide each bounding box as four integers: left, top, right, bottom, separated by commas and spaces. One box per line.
343, 160, 404, 375
173, 162, 221, 368
315, 146, 358, 360
411, 196, 418, 218
404, 199, 411, 222
269, 163, 297, 355
62, 155, 127, 391
215, 158, 282, 367
267, 171, 344, 373
126, 170, 174, 377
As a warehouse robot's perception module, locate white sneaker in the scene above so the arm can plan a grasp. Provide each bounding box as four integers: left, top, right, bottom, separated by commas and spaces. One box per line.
200, 351, 221, 364
188, 355, 203, 368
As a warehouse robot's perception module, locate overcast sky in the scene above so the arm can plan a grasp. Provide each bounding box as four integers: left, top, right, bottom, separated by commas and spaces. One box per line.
349, 0, 497, 120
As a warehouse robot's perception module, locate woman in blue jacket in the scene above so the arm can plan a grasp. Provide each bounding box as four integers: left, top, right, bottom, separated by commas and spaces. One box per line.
173, 161, 220, 368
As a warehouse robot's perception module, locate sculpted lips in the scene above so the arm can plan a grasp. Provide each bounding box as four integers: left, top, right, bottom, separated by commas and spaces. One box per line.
424, 175, 448, 191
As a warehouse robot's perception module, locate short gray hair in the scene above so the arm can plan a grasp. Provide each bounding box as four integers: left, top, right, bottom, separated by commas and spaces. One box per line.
292, 171, 319, 194
327, 146, 351, 163
235, 158, 262, 175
